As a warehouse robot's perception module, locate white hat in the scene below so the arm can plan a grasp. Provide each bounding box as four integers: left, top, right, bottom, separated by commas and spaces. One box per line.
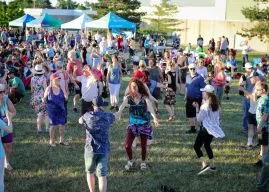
244, 62, 253, 69
200, 85, 215, 93
188, 63, 197, 69
34, 64, 44, 74
0, 84, 5, 91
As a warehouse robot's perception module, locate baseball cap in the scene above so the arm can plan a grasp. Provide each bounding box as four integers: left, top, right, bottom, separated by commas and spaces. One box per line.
244, 62, 253, 69
133, 70, 145, 79
188, 63, 197, 69
92, 96, 109, 107
200, 85, 215, 93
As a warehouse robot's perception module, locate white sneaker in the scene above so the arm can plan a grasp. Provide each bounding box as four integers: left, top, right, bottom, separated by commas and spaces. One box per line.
125, 161, 133, 171
5, 163, 13, 171
197, 165, 210, 175
140, 162, 147, 171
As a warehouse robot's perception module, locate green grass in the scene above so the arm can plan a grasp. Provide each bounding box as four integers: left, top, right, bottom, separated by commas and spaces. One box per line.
6, 51, 268, 192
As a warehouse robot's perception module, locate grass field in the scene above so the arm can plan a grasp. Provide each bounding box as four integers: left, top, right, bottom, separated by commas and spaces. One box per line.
5, 51, 268, 192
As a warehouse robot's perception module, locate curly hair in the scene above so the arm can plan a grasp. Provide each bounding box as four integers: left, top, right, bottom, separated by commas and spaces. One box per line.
129, 78, 149, 98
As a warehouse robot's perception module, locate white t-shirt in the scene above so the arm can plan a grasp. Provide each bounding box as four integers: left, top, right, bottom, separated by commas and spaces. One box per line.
76, 75, 98, 102
242, 45, 250, 55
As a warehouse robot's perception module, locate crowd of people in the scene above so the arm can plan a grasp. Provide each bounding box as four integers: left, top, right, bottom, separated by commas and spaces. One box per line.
0, 26, 269, 192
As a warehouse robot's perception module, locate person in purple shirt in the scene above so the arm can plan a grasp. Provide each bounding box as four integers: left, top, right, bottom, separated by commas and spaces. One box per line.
185, 63, 206, 134
79, 96, 116, 192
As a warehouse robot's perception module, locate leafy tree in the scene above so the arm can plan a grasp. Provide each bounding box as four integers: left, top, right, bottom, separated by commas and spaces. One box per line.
145, 0, 183, 33
76, 4, 87, 10
241, 0, 269, 41
56, 0, 78, 9
34, 0, 53, 8
0, 1, 24, 26
86, 0, 145, 26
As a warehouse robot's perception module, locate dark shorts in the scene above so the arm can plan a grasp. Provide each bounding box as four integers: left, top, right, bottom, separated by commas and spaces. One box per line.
2, 133, 13, 143
75, 82, 82, 97
248, 113, 257, 126
152, 87, 161, 100
259, 129, 268, 146
81, 100, 93, 115
186, 97, 202, 118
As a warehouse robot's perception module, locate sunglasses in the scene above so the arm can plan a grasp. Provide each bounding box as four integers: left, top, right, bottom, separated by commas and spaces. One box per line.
189, 68, 195, 71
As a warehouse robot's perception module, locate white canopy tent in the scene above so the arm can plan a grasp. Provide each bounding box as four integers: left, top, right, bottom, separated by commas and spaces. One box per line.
61, 14, 93, 30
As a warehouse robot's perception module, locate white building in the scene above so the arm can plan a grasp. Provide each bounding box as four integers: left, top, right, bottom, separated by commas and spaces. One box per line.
140, 0, 269, 52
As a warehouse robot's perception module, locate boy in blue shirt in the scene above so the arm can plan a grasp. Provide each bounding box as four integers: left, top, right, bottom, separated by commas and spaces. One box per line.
79, 96, 116, 192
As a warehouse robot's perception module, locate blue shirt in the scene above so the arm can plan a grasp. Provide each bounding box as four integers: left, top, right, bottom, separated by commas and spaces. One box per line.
82, 110, 115, 154
186, 74, 206, 98
226, 59, 237, 67
109, 65, 121, 84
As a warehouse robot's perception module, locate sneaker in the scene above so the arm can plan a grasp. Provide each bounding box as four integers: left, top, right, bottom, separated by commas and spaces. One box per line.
198, 165, 210, 175
59, 141, 69, 146
254, 160, 263, 167
73, 108, 78, 113
242, 145, 253, 150
49, 143, 56, 147
5, 163, 13, 171
209, 166, 217, 171
125, 161, 134, 171
186, 129, 196, 134
140, 162, 147, 171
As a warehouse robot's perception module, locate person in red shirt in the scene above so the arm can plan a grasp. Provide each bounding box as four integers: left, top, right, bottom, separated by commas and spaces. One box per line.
117, 34, 124, 51
66, 50, 82, 112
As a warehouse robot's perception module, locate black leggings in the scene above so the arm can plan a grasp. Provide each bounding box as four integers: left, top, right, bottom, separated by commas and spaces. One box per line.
194, 127, 214, 159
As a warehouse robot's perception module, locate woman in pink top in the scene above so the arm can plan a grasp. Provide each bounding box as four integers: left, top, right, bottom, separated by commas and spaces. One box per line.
66, 50, 82, 112
212, 62, 226, 103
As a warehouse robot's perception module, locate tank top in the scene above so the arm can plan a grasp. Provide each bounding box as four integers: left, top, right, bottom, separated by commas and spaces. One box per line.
166, 70, 177, 92
109, 64, 120, 84
128, 95, 150, 125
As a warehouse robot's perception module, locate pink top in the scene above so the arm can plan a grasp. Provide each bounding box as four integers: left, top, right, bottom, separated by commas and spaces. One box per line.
66, 59, 83, 76
213, 72, 226, 87
92, 68, 103, 81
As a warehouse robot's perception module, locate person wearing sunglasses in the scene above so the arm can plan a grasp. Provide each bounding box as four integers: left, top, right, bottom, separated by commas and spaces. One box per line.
185, 63, 206, 134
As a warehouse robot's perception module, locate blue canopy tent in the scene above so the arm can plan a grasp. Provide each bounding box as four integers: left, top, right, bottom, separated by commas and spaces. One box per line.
85, 12, 136, 31
26, 13, 63, 28
9, 14, 35, 28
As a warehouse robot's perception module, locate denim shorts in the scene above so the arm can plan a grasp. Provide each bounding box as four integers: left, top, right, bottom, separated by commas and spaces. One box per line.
84, 149, 109, 177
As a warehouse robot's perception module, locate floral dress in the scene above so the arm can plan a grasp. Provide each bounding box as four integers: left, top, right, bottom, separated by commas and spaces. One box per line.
31, 75, 47, 115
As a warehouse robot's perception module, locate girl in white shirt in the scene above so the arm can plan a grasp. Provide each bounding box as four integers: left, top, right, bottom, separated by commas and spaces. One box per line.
193, 85, 225, 175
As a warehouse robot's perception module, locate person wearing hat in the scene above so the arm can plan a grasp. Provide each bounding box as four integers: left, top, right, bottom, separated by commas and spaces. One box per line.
185, 63, 206, 134
79, 96, 116, 192
42, 73, 68, 147
239, 62, 255, 134
7, 68, 26, 104
192, 84, 225, 175
30, 64, 49, 134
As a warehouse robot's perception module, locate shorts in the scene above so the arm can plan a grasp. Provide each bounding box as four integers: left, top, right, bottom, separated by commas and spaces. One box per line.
248, 113, 257, 126
2, 133, 13, 143
152, 87, 161, 100
75, 82, 82, 96
84, 149, 108, 177
186, 97, 202, 118
258, 129, 268, 146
